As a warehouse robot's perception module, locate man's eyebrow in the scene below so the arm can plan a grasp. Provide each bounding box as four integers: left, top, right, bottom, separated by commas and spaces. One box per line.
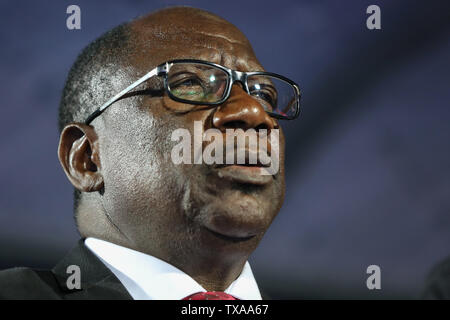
133, 75, 164, 92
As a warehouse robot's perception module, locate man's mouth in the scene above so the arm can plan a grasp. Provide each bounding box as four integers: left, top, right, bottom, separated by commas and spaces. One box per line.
212, 149, 274, 185
213, 165, 273, 185
204, 227, 256, 242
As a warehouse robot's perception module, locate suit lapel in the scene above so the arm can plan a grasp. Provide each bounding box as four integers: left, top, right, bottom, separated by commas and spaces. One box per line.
52, 239, 133, 300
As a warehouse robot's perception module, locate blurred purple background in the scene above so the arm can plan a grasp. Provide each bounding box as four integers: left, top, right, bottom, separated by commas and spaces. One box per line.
0, 0, 449, 298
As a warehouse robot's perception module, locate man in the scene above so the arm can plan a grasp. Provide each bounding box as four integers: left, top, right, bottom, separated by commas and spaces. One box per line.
0, 6, 300, 299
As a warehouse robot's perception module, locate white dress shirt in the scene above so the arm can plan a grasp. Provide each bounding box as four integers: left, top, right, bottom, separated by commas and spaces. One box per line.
85, 237, 262, 300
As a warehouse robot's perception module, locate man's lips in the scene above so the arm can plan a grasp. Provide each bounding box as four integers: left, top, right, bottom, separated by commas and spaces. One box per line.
210, 148, 274, 185
204, 226, 256, 242
213, 165, 273, 185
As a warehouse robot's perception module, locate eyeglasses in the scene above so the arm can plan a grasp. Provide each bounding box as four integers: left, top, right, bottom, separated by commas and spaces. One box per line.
85, 59, 301, 125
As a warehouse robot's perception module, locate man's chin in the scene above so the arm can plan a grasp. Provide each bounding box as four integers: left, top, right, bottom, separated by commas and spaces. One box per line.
196, 196, 271, 241
181, 170, 281, 246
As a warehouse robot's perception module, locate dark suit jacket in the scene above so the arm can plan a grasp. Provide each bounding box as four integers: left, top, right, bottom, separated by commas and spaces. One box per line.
422, 256, 450, 300
0, 239, 133, 300
0, 239, 269, 300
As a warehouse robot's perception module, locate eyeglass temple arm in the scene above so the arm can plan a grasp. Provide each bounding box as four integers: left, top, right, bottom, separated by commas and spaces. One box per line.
85, 68, 159, 125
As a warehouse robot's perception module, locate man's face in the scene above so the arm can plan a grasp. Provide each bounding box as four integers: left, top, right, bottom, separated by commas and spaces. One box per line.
92, 11, 286, 264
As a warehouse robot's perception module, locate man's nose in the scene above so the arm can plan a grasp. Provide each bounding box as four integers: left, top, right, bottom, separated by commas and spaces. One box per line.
212, 84, 276, 131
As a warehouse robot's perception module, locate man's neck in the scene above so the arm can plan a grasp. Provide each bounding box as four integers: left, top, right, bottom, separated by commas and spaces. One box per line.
88, 235, 250, 291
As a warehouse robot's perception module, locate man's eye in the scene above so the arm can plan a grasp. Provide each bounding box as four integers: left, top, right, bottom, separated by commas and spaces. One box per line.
174, 77, 201, 87
251, 90, 276, 111
170, 77, 206, 97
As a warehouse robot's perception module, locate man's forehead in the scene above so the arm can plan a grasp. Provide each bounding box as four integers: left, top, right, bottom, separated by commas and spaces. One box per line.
131, 7, 250, 43
128, 8, 263, 72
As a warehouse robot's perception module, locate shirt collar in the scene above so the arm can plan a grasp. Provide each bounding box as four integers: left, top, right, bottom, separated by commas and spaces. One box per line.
84, 237, 262, 300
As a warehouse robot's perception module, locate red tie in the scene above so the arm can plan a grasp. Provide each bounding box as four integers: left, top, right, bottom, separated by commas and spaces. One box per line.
183, 291, 238, 300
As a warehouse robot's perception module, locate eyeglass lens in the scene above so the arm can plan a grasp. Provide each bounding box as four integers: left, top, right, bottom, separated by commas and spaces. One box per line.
166, 62, 297, 118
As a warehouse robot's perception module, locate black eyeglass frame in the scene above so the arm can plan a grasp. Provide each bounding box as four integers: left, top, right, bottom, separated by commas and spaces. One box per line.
85, 59, 301, 125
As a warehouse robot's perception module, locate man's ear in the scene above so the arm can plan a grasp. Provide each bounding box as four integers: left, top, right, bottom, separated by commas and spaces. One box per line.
58, 123, 104, 192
